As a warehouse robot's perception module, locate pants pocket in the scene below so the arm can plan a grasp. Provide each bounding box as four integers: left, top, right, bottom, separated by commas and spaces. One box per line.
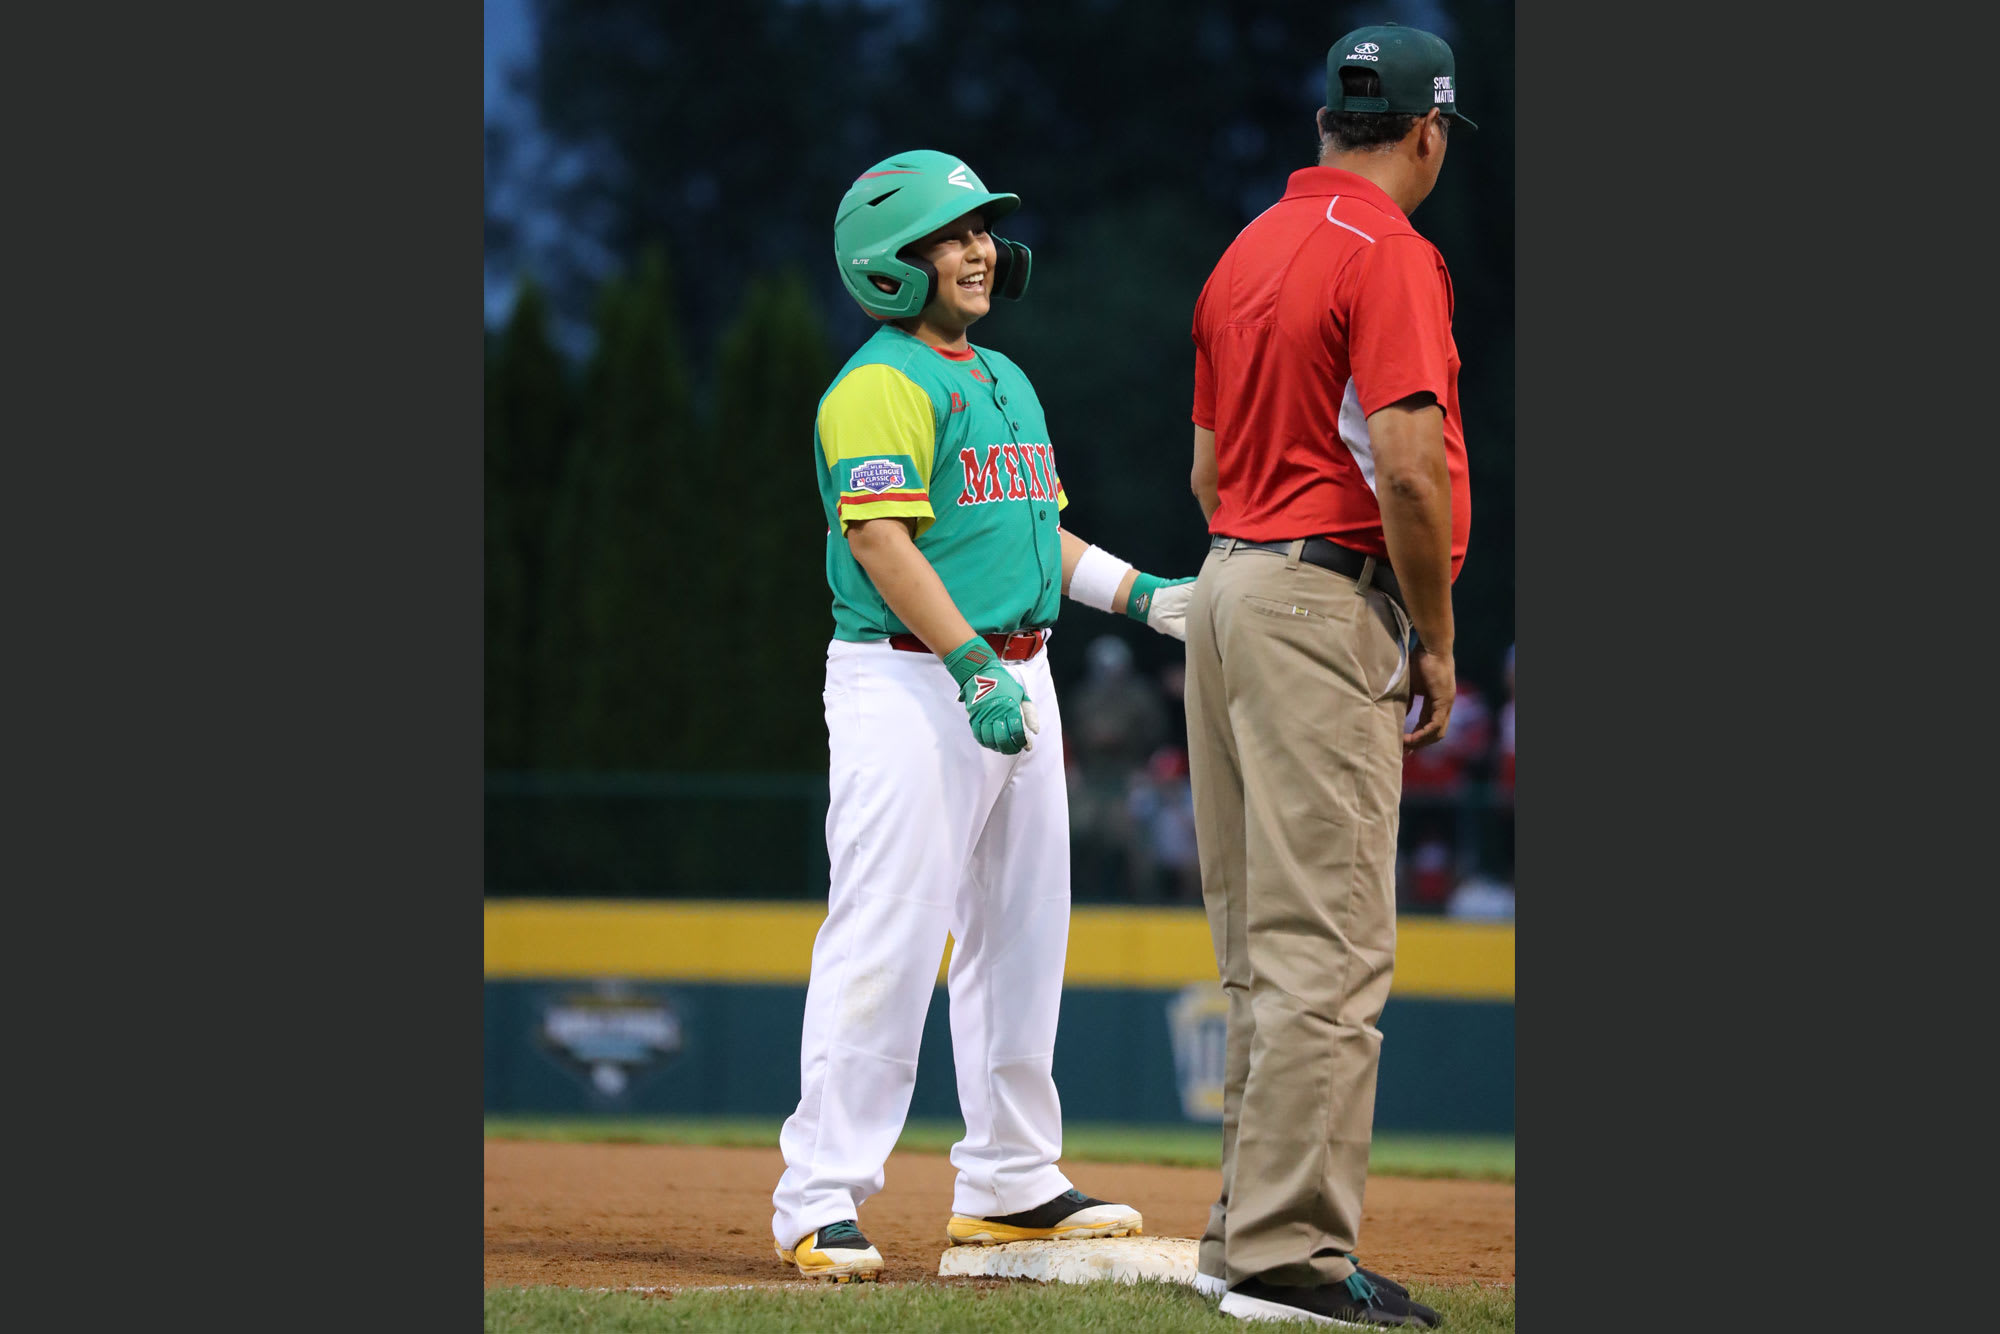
1361, 592, 1411, 704
1238, 586, 1406, 704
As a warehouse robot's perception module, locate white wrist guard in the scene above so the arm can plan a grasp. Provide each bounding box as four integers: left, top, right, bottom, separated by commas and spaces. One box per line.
1068, 544, 1133, 614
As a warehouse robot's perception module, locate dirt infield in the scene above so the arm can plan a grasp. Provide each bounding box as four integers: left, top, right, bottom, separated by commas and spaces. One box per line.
484, 1140, 1514, 1290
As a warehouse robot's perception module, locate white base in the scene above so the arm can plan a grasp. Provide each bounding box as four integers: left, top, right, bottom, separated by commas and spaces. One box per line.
938, 1235, 1201, 1286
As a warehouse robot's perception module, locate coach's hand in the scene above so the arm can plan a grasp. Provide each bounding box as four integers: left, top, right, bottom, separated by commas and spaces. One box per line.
1404, 646, 1456, 750
1126, 573, 1197, 641
942, 636, 1042, 755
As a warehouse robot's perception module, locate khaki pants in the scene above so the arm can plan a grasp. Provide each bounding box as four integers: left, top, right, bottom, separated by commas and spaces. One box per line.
1184, 539, 1412, 1288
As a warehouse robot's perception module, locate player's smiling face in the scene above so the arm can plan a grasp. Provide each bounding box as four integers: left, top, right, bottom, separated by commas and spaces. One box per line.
904, 210, 995, 333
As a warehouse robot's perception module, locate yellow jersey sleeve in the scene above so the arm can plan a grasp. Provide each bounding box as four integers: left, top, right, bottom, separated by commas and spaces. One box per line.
818, 364, 938, 537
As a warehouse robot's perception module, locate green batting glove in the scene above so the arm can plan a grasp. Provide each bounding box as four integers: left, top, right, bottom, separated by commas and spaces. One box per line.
1126, 573, 1198, 641
941, 636, 1042, 755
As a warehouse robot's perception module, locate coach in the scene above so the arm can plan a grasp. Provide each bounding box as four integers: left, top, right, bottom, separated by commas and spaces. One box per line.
1181, 21, 1475, 1329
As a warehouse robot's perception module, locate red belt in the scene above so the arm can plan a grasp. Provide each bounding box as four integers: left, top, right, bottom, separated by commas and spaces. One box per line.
888, 629, 1046, 661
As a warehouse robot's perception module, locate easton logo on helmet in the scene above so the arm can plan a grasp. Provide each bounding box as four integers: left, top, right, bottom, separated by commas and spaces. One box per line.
948, 164, 974, 189
848, 459, 906, 494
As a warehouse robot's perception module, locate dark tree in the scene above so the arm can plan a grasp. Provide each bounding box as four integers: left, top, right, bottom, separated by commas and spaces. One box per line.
537, 248, 698, 767
485, 278, 575, 766
710, 270, 839, 769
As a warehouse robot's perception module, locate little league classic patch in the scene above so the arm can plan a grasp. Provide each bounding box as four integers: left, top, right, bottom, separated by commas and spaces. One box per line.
848, 459, 906, 494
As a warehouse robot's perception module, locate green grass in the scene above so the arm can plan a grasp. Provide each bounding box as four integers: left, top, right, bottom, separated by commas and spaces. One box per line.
483, 1115, 1513, 1183
485, 1279, 1513, 1333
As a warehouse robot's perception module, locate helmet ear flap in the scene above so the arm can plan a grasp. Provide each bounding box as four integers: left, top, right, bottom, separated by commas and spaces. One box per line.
892, 245, 944, 314
893, 250, 940, 312
991, 237, 1032, 300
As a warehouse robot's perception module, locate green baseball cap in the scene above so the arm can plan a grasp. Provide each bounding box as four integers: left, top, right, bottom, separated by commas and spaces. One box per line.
1327, 21, 1477, 131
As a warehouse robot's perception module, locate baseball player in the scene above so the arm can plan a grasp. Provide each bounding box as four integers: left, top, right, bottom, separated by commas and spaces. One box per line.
771, 148, 1195, 1282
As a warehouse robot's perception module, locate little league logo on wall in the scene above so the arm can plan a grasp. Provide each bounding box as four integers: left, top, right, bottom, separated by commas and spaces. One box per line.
1166, 981, 1229, 1123
848, 459, 906, 494
536, 981, 683, 1100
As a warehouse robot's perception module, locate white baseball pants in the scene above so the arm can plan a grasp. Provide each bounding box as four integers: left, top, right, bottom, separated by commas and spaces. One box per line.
771, 637, 1075, 1249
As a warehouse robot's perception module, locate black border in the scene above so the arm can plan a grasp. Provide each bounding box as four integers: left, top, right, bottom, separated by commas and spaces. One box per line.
1515, 0, 1878, 1318
23, 1, 473, 1317
141, 0, 479, 1319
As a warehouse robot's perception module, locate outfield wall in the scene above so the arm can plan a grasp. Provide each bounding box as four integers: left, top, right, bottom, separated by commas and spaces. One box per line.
483, 901, 1514, 1134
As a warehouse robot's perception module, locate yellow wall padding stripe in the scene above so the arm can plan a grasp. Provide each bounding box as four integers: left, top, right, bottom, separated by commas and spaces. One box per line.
484, 901, 828, 985
484, 901, 1512, 999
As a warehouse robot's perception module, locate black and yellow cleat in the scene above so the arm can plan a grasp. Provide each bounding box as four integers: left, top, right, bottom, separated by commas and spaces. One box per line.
775, 1220, 884, 1282
946, 1187, 1143, 1245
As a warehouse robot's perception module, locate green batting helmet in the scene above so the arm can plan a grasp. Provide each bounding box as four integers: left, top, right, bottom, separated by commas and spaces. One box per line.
833, 150, 1032, 320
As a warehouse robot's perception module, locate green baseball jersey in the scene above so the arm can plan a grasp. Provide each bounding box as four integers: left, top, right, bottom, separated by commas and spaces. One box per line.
816, 325, 1069, 641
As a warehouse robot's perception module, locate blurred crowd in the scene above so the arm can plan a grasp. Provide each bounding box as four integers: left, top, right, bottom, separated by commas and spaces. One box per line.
1063, 637, 1515, 919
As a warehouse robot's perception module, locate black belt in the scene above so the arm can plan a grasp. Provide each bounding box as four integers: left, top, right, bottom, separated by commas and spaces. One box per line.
1210, 535, 1406, 615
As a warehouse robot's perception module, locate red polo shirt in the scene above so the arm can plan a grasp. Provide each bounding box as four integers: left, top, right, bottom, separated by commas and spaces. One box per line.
1192, 167, 1470, 579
